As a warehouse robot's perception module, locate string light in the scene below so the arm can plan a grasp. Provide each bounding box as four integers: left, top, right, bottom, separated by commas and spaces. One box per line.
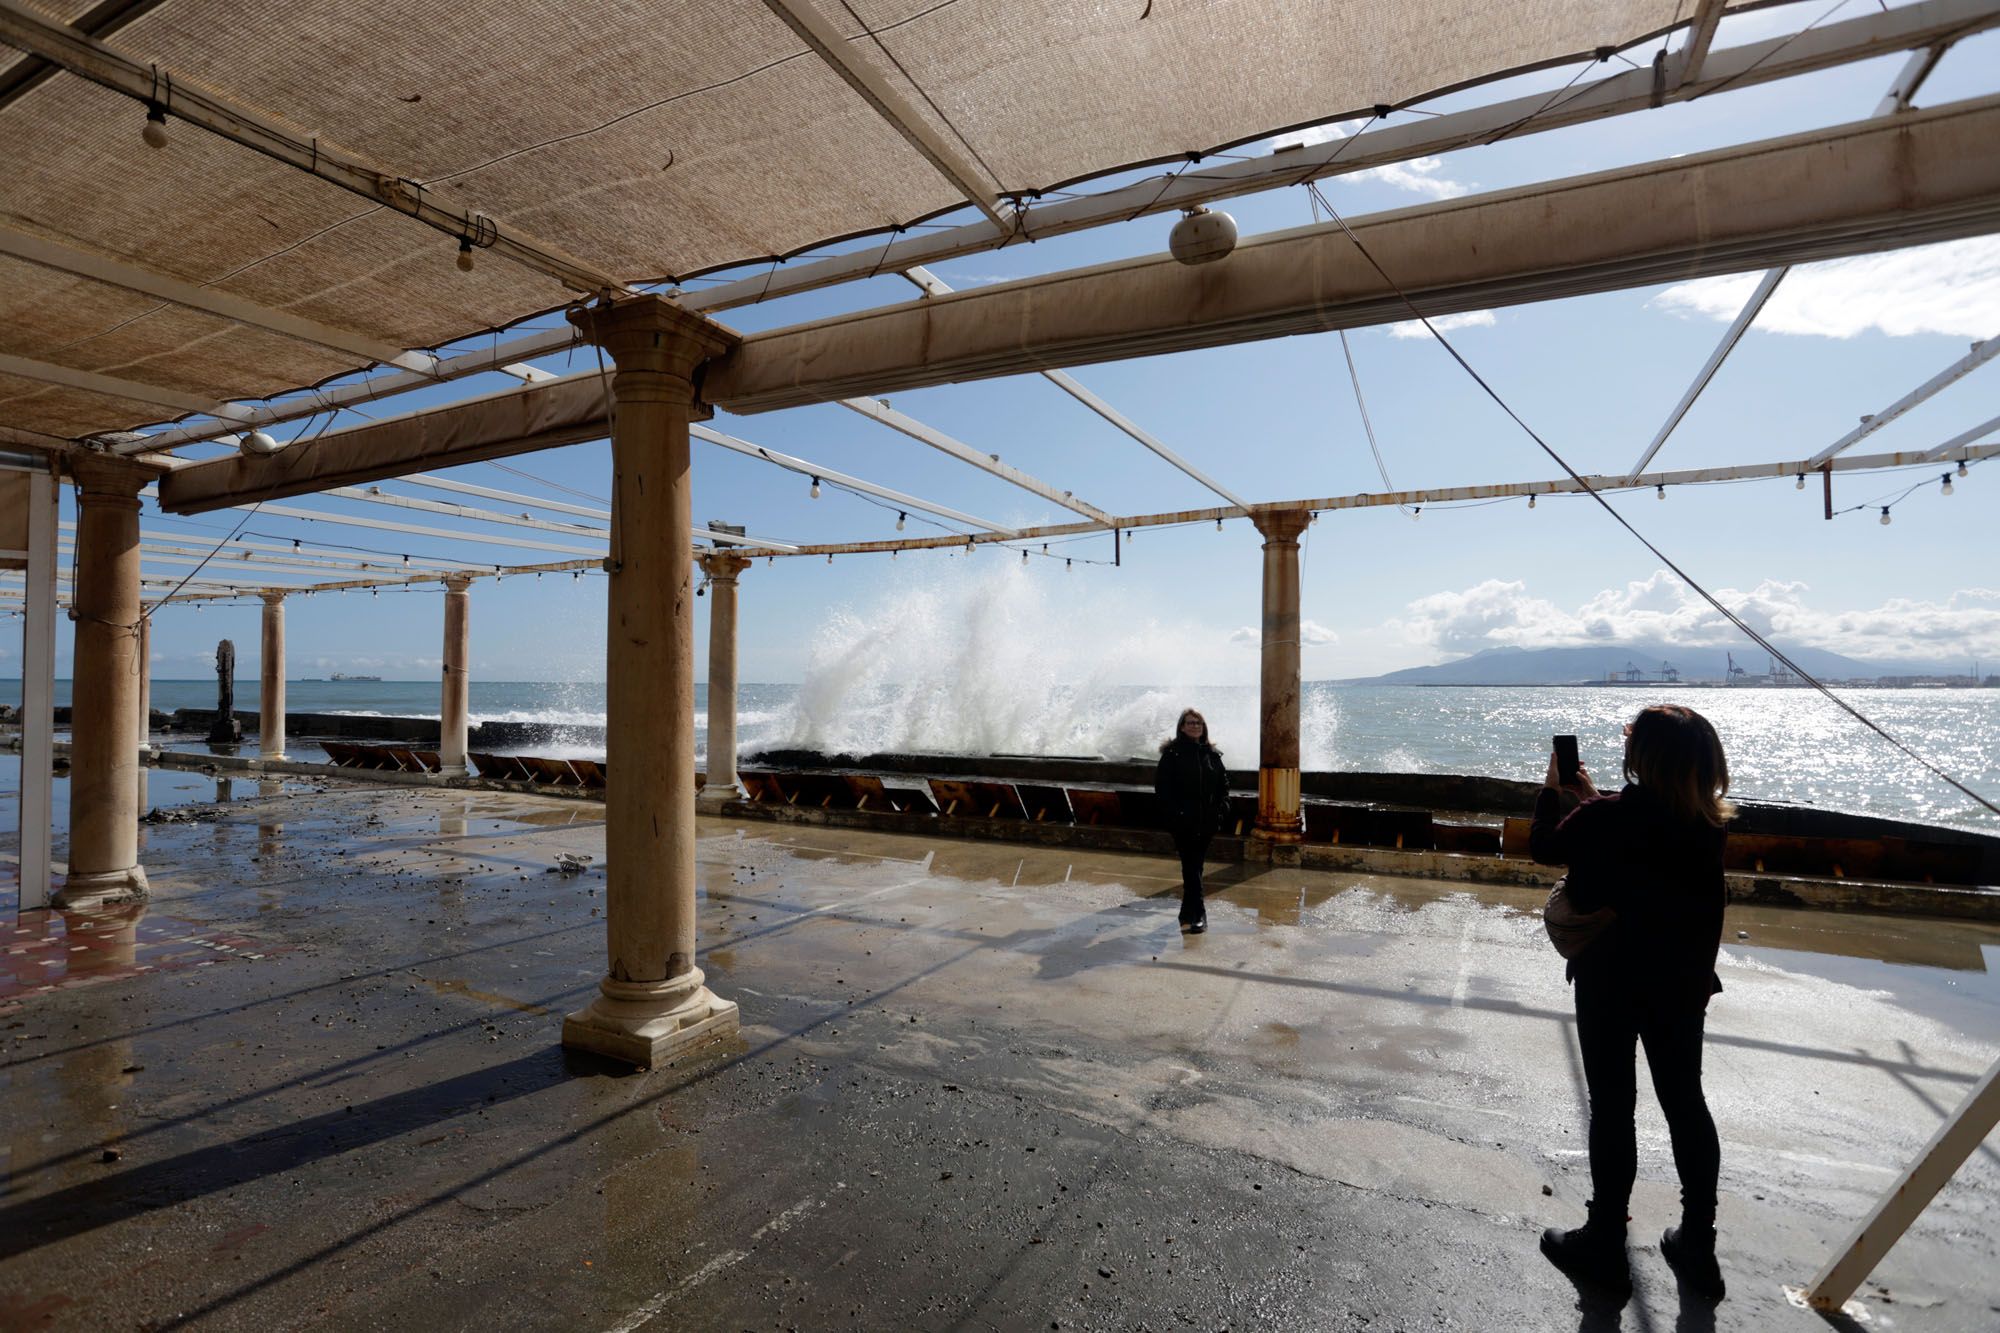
1021, 548, 1029, 564
1412, 506, 1422, 521
1941, 473, 1955, 497
1656, 485, 1666, 501
1795, 473, 1806, 491
456, 239, 475, 273
1879, 507, 1892, 526
1216, 518, 1223, 531
809, 477, 821, 499
1959, 459, 1970, 479
826, 553, 833, 564
895, 511, 906, 531
142, 105, 168, 149
1527, 494, 1536, 510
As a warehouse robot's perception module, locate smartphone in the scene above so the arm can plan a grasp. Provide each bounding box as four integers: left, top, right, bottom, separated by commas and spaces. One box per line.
1553, 734, 1580, 785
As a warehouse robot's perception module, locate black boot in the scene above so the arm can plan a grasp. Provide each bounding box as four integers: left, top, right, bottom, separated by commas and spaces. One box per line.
1661, 1223, 1725, 1302
1540, 1203, 1630, 1295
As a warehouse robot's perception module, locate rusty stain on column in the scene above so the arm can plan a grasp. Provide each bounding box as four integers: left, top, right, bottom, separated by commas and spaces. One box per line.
698, 550, 750, 794
1253, 507, 1312, 843
440, 575, 471, 775
259, 592, 286, 760
561, 295, 741, 1068
60, 455, 152, 906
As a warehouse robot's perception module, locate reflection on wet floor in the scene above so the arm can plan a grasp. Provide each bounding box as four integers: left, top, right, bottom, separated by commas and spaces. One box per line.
0, 901, 282, 1014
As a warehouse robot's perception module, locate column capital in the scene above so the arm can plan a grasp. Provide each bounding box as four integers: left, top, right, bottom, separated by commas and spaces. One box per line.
259, 590, 286, 606
569, 295, 741, 420
1250, 506, 1314, 543
443, 573, 474, 594
697, 550, 752, 580
67, 452, 158, 502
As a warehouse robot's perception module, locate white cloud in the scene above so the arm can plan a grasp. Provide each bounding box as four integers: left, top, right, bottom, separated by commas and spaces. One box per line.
1652, 237, 2000, 339
1389, 309, 1496, 340
1271, 123, 1472, 199
1231, 620, 1338, 647
1392, 572, 2000, 662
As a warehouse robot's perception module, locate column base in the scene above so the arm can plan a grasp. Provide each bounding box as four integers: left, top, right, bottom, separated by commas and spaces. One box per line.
437, 764, 468, 779
695, 786, 743, 815
562, 970, 739, 1068
54, 865, 150, 909
1246, 831, 1304, 866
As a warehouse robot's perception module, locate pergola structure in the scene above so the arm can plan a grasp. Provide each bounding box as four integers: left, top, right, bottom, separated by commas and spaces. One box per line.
5, 0, 2000, 1307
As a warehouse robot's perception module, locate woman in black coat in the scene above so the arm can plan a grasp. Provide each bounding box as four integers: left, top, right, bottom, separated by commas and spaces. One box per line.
1530, 704, 1732, 1303
1154, 708, 1230, 933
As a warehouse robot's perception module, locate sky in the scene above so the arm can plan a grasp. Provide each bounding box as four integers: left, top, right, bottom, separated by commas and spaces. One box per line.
21, 3, 2000, 687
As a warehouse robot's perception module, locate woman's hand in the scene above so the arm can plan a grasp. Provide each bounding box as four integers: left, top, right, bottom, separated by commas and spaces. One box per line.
1544, 751, 1601, 797
1543, 750, 1562, 790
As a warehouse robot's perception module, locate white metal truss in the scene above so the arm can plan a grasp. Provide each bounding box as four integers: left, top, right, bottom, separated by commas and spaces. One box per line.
398, 472, 608, 520
768, 440, 2000, 557
838, 396, 1114, 522
1806, 336, 2000, 467
0, 351, 252, 421
0, 224, 441, 374
1622, 48, 1945, 481
1919, 412, 2000, 461
323, 485, 609, 538
901, 267, 1249, 507
100, 0, 2000, 458
759, 0, 1006, 230
0, 0, 631, 298
692, 422, 1009, 533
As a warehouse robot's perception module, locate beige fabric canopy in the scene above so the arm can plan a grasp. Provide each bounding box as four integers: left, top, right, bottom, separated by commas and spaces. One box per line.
0, 0, 1714, 441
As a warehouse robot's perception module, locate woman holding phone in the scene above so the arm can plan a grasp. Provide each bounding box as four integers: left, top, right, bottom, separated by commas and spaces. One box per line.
1530, 705, 1733, 1302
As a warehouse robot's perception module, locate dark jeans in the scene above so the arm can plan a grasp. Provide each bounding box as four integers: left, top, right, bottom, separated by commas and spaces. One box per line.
1573, 969, 1720, 1228
1173, 830, 1210, 920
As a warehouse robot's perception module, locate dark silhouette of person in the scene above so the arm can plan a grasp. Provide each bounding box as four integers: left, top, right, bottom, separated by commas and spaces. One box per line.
1154, 707, 1229, 933
1531, 704, 1732, 1303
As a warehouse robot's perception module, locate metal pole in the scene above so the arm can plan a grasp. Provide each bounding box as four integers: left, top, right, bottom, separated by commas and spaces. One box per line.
18, 465, 55, 910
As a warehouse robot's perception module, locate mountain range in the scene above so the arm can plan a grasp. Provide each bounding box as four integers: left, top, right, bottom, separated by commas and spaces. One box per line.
1333, 642, 1975, 687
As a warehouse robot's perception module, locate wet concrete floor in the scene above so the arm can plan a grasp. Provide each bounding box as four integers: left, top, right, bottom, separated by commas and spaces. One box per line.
2, 782, 1997, 1331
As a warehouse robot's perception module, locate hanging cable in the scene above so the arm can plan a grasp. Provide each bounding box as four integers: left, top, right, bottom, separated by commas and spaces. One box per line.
1304, 178, 1999, 819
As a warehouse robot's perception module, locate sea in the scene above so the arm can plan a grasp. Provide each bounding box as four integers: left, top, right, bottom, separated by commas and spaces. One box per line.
8, 678, 1997, 834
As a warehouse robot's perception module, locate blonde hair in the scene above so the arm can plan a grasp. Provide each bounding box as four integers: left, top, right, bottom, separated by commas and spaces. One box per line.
1623, 704, 1734, 829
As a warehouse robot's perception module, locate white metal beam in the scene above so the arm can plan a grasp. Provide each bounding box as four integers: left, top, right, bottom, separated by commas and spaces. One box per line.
691, 422, 1010, 533
0, 0, 631, 299
1623, 47, 1948, 481
766, 440, 2000, 556
398, 472, 608, 520
902, 266, 1250, 507
105, 0, 2000, 457
1806, 336, 2000, 467
760, 0, 1006, 230
0, 224, 439, 374
325, 485, 609, 538
1919, 412, 2000, 460
838, 396, 1113, 522
0, 351, 251, 421
1668, 0, 1730, 89
245, 502, 606, 556
18, 464, 56, 910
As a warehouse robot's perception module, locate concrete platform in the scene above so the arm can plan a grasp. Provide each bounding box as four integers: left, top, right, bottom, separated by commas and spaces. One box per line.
3, 782, 1997, 1331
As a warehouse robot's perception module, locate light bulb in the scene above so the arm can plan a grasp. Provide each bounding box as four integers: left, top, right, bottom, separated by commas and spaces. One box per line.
1216, 518, 1223, 531
1066, 559, 1073, 572
240, 428, 283, 456
1795, 473, 1805, 491
826, 553, 833, 564
1879, 507, 1892, 526
1941, 474, 1954, 496
1527, 494, 1536, 510
809, 477, 821, 499
456, 240, 474, 273
1656, 485, 1666, 501
896, 511, 906, 531
1021, 549, 1028, 564
1412, 506, 1421, 521
142, 106, 168, 149
1959, 460, 1970, 478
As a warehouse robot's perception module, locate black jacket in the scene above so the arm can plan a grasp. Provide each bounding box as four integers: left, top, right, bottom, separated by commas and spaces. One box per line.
1155, 737, 1231, 839
1530, 782, 1727, 1010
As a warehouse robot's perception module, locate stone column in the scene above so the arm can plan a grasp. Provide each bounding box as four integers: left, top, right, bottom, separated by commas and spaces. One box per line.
1252, 508, 1312, 847
698, 551, 750, 796
60, 455, 152, 906
439, 575, 472, 776
562, 294, 741, 1067
259, 592, 286, 761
